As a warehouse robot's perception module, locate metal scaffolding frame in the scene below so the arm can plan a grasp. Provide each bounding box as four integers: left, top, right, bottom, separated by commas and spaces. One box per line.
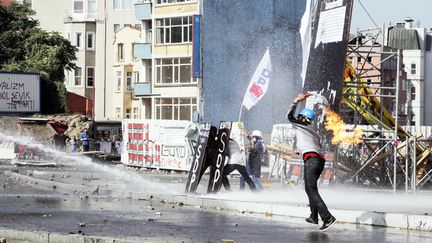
338, 26, 405, 192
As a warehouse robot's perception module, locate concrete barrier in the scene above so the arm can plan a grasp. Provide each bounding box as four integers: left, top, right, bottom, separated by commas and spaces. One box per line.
0, 227, 141, 243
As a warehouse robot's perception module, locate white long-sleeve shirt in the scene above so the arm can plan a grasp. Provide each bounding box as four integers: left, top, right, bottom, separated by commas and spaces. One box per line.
287, 102, 323, 157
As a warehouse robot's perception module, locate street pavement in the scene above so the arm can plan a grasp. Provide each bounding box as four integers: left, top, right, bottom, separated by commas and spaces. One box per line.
1, 194, 432, 243
2, 159, 432, 242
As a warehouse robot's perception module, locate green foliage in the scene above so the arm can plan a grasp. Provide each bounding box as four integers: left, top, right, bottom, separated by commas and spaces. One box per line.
0, 2, 77, 114
23, 30, 77, 81
0, 1, 38, 65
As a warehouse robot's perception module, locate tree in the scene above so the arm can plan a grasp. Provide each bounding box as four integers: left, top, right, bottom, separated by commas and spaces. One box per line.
0, 1, 77, 114
0, 1, 38, 66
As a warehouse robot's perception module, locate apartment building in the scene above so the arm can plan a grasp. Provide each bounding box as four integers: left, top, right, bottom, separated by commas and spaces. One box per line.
387, 18, 432, 126
112, 26, 142, 119
16, 0, 199, 123
25, 0, 97, 115
118, 0, 200, 122
94, 0, 141, 121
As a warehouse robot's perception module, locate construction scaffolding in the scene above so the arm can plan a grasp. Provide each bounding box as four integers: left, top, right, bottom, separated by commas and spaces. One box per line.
337, 26, 432, 193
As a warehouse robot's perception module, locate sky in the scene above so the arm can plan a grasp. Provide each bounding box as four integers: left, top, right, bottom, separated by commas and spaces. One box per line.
350, 0, 432, 32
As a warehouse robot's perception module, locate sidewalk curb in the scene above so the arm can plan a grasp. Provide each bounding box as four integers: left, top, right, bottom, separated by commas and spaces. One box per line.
124, 191, 432, 232
0, 227, 148, 243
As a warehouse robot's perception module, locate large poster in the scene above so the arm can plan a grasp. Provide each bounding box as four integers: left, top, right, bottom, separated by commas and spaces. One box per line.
302, 0, 354, 110
122, 119, 194, 171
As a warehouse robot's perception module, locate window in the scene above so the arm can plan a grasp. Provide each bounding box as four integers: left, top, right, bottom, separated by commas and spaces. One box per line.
87, 0, 97, 18
366, 78, 372, 86
116, 71, 122, 91
113, 0, 133, 10
357, 56, 362, 63
114, 24, 120, 33
74, 0, 83, 13
367, 56, 372, 63
116, 107, 121, 118
132, 44, 137, 60
65, 70, 71, 87
427, 34, 432, 51
155, 57, 193, 84
155, 97, 197, 121
76, 32, 82, 48
133, 107, 139, 119
401, 80, 407, 91
126, 108, 131, 118
411, 114, 416, 125
156, 0, 193, 4
155, 16, 192, 44
411, 86, 416, 100
87, 32, 95, 50
86, 67, 94, 87
126, 72, 132, 91
134, 71, 140, 83
411, 63, 416, 74
117, 43, 124, 62
65, 32, 71, 41
146, 65, 152, 83
74, 67, 83, 86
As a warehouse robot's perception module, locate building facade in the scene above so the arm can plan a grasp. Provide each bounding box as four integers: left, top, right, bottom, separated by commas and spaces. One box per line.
387, 19, 432, 126
27, 0, 97, 115
18, 0, 200, 122
129, 0, 200, 122
94, 0, 141, 121
111, 26, 142, 119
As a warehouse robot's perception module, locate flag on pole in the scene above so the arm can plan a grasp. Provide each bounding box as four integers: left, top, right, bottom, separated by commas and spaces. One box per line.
300, 0, 313, 87
241, 48, 272, 110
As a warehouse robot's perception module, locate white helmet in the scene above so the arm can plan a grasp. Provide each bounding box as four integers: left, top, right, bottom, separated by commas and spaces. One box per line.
251, 130, 262, 138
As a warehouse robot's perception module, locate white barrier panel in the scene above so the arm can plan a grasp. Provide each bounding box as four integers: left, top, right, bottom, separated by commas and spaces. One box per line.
0, 139, 15, 159
121, 119, 194, 171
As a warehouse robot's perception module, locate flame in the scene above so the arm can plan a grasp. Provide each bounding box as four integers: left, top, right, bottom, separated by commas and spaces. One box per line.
323, 108, 363, 145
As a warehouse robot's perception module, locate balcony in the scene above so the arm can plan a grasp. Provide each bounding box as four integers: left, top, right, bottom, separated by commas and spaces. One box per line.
134, 82, 151, 96
134, 43, 151, 59
134, 1, 152, 20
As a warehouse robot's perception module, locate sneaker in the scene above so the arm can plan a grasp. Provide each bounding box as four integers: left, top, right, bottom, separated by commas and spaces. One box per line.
319, 216, 336, 231
305, 217, 318, 224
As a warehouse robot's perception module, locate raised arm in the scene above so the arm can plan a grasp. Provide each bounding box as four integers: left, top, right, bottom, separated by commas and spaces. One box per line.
287, 93, 311, 123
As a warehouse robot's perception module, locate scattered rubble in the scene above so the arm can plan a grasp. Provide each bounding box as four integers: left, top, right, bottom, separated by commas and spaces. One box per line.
0, 114, 92, 144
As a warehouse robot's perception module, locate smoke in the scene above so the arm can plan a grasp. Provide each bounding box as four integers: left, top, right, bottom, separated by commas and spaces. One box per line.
0, 131, 178, 195
323, 107, 364, 145
203, 186, 432, 214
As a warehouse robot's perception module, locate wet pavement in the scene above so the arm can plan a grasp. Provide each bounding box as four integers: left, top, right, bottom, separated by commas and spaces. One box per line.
2, 159, 432, 242
1, 194, 432, 242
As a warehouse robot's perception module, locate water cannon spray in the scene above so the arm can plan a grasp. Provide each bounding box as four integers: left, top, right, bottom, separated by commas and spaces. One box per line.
305, 92, 330, 107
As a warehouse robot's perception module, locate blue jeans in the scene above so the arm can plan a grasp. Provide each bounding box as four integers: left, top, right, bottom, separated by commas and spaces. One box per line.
240, 164, 263, 190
